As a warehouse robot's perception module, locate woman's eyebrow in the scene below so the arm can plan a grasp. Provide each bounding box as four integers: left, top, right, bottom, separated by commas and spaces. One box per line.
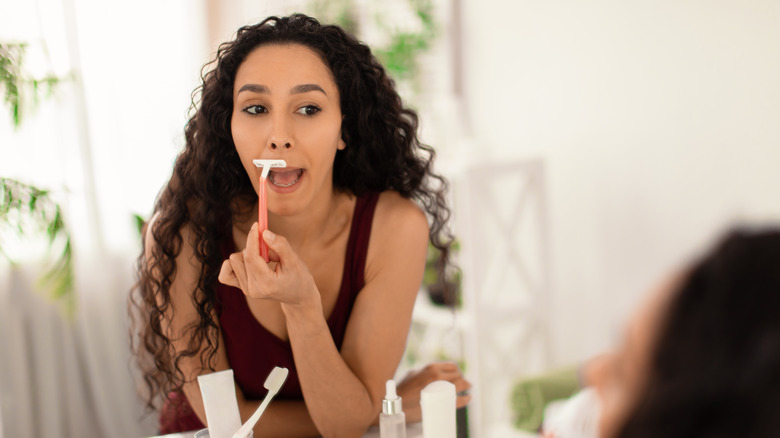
237, 83, 269, 95
236, 83, 326, 96
290, 83, 326, 95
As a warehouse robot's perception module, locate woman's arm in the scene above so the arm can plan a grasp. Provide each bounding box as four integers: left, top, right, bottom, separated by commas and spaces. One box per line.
145, 217, 320, 437
220, 192, 429, 437
292, 192, 429, 437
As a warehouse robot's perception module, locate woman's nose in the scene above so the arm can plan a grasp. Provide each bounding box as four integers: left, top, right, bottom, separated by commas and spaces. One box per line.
271, 141, 292, 149
267, 117, 293, 151
268, 139, 291, 150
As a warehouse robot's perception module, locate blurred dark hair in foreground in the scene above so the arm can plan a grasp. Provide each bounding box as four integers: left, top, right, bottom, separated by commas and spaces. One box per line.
619, 226, 780, 438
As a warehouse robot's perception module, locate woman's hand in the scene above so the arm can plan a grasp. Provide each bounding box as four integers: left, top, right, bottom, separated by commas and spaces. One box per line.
396, 362, 472, 423
218, 223, 319, 309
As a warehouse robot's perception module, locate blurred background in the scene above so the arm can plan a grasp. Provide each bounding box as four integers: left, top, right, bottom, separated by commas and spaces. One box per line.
1, 0, 779, 437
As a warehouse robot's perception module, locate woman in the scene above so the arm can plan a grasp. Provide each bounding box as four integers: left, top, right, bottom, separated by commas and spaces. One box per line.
588, 227, 780, 437
131, 14, 469, 437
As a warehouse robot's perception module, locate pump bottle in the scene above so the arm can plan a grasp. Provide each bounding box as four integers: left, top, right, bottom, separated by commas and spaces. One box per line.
380, 379, 406, 438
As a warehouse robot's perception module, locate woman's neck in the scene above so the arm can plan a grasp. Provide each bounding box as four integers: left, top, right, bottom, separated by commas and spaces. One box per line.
233, 188, 354, 251
273, 189, 352, 248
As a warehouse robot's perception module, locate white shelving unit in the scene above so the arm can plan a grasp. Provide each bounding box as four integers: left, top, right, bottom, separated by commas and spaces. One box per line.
457, 159, 552, 437
400, 159, 551, 438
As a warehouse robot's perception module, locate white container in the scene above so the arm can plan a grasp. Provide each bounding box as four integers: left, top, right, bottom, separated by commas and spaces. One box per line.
420, 380, 456, 438
194, 429, 253, 438
197, 369, 242, 438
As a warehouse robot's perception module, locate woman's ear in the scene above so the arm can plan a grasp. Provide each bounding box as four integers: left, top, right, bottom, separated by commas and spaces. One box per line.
339, 116, 349, 151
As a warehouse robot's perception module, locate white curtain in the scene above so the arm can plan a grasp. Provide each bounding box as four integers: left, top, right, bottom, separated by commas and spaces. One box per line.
0, 0, 208, 436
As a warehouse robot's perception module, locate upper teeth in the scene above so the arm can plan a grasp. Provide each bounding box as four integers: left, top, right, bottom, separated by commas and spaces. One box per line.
269, 171, 301, 187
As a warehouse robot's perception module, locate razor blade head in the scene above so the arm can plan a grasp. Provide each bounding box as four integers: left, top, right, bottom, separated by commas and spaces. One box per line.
253, 159, 287, 168
253, 159, 287, 178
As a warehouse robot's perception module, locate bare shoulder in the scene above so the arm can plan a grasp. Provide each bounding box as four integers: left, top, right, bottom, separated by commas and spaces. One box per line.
373, 191, 429, 238
364, 191, 430, 282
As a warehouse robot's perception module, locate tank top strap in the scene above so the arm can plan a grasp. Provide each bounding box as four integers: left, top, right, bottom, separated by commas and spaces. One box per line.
337, 191, 380, 314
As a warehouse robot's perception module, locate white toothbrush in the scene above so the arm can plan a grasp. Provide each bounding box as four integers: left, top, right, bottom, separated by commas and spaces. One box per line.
232, 366, 289, 438
252, 160, 287, 262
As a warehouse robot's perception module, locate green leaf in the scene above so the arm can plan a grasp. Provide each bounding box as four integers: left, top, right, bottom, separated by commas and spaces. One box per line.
133, 213, 146, 238
1, 41, 70, 128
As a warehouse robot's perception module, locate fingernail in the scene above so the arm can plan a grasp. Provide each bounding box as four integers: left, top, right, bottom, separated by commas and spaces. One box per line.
263, 229, 276, 241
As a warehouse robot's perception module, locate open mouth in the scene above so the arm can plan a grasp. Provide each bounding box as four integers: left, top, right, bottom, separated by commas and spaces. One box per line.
268, 169, 303, 187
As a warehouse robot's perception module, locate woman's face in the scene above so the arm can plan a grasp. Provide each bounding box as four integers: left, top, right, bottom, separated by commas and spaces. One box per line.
231, 43, 345, 216
586, 274, 680, 438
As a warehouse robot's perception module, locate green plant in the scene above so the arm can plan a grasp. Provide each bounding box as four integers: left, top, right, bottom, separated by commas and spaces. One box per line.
308, 0, 360, 36
372, 0, 437, 83
1, 42, 74, 314
307, 0, 438, 86
0, 42, 66, 128
0, 178, 74, 313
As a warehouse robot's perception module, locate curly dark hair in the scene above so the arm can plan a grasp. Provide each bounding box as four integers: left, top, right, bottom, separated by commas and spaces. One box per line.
616, 227, 780, 437
129, 13, 454, 411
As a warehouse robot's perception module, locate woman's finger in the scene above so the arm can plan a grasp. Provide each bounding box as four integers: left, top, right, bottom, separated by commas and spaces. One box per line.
456, 393, 472, 408
262, 229, 293, 263
218, 259, 239, 288
244, 222, 260, 259
244, 223, 275, 272
421, 362, 460, 380
453, 377, 472, 393
229, 252, 249, 292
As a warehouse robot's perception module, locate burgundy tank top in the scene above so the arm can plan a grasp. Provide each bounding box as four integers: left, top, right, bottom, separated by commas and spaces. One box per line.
159, 192, 379, 433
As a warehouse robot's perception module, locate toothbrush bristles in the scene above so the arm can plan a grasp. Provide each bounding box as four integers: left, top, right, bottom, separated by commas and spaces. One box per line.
265, 367, 289, 392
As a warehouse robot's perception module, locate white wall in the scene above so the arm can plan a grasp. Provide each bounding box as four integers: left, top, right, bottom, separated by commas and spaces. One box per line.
71, 0, 209, 248
460, 0, 780, 365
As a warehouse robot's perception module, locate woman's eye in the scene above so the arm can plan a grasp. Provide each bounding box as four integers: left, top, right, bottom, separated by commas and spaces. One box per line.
243, 105, 267, 115
296, 105, 321, 116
